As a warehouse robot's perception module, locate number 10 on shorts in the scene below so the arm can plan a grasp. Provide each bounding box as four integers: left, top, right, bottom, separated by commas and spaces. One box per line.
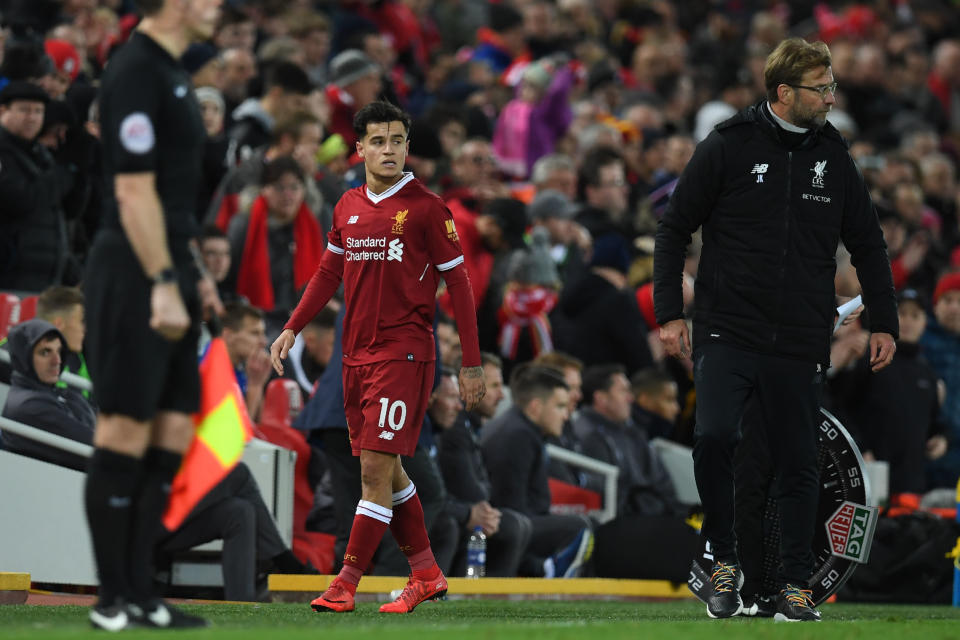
378, 398, 408, 431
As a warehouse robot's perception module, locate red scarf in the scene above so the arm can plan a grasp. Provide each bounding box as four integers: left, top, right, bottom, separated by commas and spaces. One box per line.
497, 284, 558, 359
237, 195, 324, 311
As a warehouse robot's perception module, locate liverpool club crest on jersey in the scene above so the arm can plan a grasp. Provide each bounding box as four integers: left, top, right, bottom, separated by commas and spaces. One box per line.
392, 209, 409, 235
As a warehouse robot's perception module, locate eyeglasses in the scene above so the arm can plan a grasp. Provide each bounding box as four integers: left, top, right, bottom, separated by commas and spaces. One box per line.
789, 82, 838, 99
598, 178, 627, 188
468, 155, 497, 166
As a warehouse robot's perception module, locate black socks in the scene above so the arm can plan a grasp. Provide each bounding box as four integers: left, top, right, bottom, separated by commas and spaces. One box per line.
85, 448, 143, 607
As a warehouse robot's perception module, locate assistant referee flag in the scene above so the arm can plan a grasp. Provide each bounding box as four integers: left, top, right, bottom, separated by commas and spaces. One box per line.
163, 337, 254, 531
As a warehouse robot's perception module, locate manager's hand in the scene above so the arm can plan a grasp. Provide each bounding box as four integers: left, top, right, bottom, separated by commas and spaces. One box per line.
868, 332, 896, 372
659, 318, 691, 359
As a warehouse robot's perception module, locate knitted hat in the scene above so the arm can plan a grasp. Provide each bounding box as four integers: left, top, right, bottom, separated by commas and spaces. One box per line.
329, 49, 379, 87
194, 86, 225, 114
44, 39, 80, 82
897, 288, 926, 310
317, 134, 349, 166
528, 189, 578, 221
933, 272, 960, 304
0, 80, 49, 106
507, 226, 559, 286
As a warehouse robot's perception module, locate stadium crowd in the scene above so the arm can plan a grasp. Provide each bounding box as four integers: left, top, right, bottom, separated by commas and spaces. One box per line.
1, 0, 960, 595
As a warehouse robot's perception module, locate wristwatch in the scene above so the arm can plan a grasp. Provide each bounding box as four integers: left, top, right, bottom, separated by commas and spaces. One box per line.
152, 267, 177, 285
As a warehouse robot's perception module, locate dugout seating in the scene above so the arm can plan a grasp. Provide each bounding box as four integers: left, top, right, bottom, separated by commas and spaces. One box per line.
0, 293, 20, 340
17, 295, 37, 323
255, 378, 335, 573
548, 478, 602, 516
0, 412, 295, 590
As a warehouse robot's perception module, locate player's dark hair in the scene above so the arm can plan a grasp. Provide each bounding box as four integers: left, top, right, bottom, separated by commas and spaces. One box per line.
436, 310, 455, 328
217, 4, 253, 28
37, 285, 84, 320
581, 363, 626, 406
510, 364, 568, 409
222, 301, 263, 331
264, 61, 312, 96
200, 224, 227, 243
533, 351, 583, 373
439, 365, 458, 379
630, 366, 674, 397
304, 306, 338, 332
272, 110, 319, 145
261, 155, 304, 186
480, 352, 502, 369
579, 145, 624, 190
353, 100, 410, 141
133, 0, 165, 16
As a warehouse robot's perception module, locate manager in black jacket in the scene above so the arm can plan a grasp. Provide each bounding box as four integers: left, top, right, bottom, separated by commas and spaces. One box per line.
653, 38, 897, 622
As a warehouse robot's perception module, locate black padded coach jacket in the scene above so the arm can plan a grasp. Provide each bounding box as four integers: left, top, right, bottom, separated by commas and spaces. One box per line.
653, 102, 898, 364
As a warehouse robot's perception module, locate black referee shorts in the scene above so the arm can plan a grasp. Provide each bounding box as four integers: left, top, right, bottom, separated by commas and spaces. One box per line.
84, 229, 201, 422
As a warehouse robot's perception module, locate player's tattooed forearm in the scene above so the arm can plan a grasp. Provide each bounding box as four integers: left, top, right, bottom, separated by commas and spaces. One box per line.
461, 366, 483, 378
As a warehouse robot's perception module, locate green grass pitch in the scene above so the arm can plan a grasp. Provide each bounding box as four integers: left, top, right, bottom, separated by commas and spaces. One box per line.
2, 600, 959, 639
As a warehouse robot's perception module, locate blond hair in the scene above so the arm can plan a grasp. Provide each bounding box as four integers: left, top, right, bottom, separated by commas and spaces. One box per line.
764, 38, 832, 103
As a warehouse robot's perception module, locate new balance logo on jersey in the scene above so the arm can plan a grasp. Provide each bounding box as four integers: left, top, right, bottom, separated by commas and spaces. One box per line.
347, 215, 359, 224
751, 163, 769, 183
379, 431, 395, 440
387, 238, 404, 262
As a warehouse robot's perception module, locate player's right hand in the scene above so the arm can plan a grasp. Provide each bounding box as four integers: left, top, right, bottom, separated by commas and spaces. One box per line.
150, 282, 190, 341
659, 318, 691, 359
270, 329, 296, 375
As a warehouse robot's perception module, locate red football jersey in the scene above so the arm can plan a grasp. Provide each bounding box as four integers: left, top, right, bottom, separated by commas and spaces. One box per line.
326, 173, 465, 365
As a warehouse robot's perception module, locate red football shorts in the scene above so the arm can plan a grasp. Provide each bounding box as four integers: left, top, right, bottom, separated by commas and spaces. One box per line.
342, 359, 434, 457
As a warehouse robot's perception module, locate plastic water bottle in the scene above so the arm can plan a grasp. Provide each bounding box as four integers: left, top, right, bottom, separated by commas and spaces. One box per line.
466, 526, 487, 578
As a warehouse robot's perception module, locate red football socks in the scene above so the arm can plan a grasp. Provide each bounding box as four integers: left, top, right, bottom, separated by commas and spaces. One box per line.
339, 501, 392, 590
390, 483, 438, 573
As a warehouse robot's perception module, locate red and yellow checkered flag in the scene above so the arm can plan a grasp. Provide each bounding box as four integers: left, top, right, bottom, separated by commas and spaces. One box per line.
163, 337, 254, 531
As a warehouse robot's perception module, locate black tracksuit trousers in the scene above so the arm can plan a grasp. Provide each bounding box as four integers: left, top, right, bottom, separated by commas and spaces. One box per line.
692, 342, 824, 586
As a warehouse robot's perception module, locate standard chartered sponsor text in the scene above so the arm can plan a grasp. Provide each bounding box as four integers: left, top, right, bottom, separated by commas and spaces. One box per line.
346, 236, 389, 261
347, 237, 387, 248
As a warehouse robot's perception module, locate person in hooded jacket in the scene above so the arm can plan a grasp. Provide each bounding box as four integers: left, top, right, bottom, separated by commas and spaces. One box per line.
0, 318, 95, 471
553, 233, 653, 377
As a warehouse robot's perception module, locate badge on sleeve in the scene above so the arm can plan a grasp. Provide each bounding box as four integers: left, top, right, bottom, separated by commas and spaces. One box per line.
119, 112, 155, 154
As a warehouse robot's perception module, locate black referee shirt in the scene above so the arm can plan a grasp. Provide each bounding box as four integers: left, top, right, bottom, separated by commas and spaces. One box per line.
99, 31, 206, 246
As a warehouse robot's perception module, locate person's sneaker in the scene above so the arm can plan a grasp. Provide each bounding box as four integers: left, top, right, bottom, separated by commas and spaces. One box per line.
773, 584, 821, 622
739, 593, 776, 618
89, 601, 131, 632
705, 562, 744, 618
125, 600, 209, 628
379, 571, 448, 613
550, 528, 594, 578
311, 577, 356, 613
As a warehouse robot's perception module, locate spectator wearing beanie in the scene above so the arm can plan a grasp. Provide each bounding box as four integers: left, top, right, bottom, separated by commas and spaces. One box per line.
325, 49, 382, 147
920, 271, 960, 487
554, 233, 653, 376
43, 39, 81, 99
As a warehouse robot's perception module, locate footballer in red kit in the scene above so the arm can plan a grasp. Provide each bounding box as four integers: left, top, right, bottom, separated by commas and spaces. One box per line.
271, 101, 485, 614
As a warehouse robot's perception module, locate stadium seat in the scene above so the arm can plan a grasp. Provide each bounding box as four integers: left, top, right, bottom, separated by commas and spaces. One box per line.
257, 379, 334, 573
0, 293, 21, 340
548, 478, 602, 516
18, 296, 38, 322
